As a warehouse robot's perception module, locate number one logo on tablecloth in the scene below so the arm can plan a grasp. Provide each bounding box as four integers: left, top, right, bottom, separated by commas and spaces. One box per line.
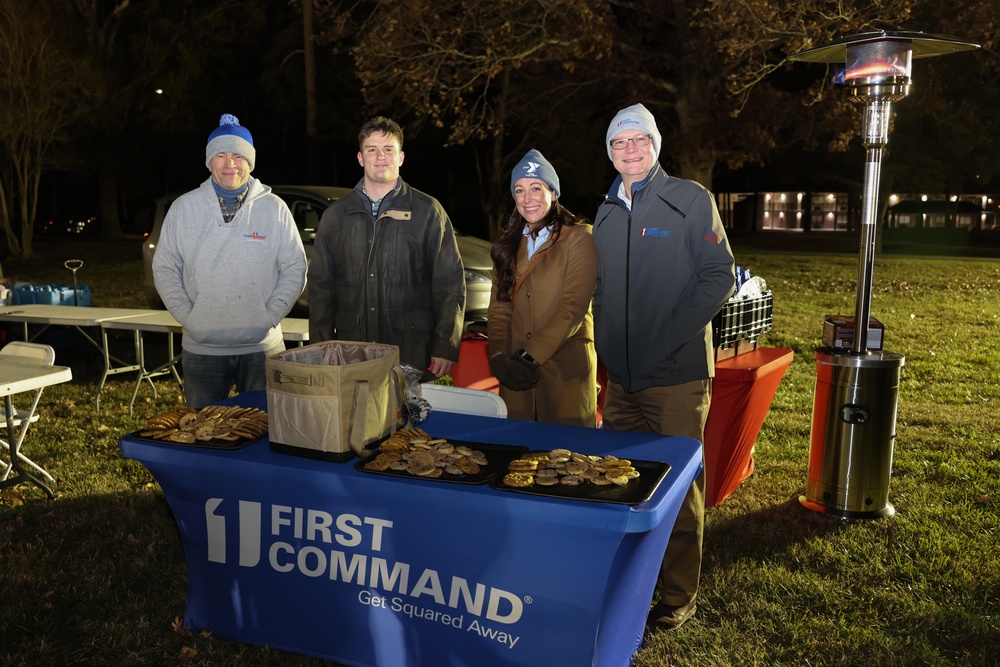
206, 498, 262, 566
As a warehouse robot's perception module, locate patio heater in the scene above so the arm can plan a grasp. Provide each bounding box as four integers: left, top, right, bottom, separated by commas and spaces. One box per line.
790, 31, 979, 519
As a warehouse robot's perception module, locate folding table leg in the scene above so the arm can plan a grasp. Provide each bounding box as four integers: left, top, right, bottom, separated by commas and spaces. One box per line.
0, 396, 54, 499
125, 330, 183, 416
0, 387, 56, 485
1, 440, 56, 484
97, 326, 142, 412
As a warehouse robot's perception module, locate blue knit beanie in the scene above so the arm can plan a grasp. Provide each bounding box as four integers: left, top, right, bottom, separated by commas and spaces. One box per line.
606, 103, 661, 160
510, 149, 560, 198
206, 114, 255, 171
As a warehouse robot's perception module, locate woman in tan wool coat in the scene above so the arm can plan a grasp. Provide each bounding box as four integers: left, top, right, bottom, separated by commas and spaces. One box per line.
487, 149, 598, 427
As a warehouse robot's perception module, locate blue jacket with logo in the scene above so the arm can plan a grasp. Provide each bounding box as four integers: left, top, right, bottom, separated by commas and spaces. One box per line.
593, 164, 735, 392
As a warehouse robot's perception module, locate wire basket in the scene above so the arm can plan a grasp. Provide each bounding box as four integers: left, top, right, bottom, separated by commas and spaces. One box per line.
712, 292, 773, 350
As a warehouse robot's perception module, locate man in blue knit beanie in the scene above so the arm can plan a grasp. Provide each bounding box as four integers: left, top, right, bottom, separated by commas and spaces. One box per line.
153, 113, 307, 408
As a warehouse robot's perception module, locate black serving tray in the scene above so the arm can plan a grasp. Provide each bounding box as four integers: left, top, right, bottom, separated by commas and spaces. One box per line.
354, 440, 529, 485
128, 430, 263, 451
488, 457, 671, 505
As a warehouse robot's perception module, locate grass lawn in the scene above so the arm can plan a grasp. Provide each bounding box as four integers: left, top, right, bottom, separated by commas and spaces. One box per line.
1, 236, 998, 666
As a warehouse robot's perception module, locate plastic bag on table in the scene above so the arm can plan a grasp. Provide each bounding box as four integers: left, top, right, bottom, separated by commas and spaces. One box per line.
734, 265, 768, 299
400, 364, 432, 425
737, 276, 768, 299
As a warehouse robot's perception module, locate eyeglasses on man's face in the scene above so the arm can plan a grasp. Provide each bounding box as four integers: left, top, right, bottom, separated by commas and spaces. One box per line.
610, 134, 652, 150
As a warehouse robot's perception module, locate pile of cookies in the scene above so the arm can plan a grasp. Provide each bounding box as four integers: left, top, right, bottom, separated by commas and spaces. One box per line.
138, 405, 268, 444
363, 427, 490, 479
502, 448, 640, 489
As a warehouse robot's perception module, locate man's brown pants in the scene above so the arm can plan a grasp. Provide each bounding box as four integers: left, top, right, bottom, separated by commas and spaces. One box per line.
602, 378, 711, 608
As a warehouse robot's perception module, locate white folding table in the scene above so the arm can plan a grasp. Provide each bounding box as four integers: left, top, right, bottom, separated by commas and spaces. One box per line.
99, 313, 312, 413
99, 311, 185, 415
1, 357, 73, 499
0, 305, 158, 410
279, 317, 310, 346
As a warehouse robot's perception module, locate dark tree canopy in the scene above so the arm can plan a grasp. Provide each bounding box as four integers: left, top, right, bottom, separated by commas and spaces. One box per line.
4, 0, 997, 265
310, 0, 998, 235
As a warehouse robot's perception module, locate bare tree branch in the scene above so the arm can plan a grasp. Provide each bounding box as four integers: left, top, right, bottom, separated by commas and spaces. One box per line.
0, 0, 102, 258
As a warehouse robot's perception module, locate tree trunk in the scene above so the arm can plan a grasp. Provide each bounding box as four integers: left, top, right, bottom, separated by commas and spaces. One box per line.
485, 68, 512, 242
303, 0, 318, 178
673, 74, 717, 192
0, 177, 21, 258
100, 169, 123, 239
15, 149, 38, 259
673, 150, 715, 192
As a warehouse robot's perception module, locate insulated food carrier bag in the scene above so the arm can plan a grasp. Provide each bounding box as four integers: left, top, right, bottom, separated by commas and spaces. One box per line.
266, 341, 404, 462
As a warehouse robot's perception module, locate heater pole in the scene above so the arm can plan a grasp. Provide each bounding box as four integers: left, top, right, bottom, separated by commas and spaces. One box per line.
851, 92, 898, 355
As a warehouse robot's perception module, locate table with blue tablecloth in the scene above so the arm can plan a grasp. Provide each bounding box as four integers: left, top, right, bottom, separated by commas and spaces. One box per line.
119, 391, 702, 667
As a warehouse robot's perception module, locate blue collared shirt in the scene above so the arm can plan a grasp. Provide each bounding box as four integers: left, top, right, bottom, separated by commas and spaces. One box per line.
523, 224, 552, 259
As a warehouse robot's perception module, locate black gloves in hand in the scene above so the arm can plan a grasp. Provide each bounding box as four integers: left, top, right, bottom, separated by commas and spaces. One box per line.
489, 352, 541, 391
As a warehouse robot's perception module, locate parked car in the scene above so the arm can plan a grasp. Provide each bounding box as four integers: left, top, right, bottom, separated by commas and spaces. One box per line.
36, 215, 99, 236
141, 185, 493, 329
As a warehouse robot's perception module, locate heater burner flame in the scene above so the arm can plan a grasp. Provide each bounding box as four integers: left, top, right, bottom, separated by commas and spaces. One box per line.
843, 58, 909, 81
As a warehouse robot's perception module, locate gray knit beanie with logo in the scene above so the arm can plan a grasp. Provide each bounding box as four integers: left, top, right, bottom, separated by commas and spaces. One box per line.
510, 149, 560, 198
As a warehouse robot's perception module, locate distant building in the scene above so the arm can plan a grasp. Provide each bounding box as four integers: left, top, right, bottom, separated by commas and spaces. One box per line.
718, 191, 998, 232
717, 191, 855, 232
886, 194, 996, 231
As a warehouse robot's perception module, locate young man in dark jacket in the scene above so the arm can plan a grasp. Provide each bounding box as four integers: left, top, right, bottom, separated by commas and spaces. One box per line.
308, 116, 465, 378
593, 103, 736, 630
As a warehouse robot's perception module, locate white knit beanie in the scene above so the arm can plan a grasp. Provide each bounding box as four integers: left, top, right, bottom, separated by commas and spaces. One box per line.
606, 103, 661, 160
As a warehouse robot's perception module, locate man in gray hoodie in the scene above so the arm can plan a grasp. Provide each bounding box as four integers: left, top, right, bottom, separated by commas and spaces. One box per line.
593, 103, 735, 630
153, 114, 307, 408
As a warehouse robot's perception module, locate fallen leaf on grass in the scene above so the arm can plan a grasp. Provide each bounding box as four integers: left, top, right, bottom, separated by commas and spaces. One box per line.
1, 489, 24, 506
172, 616, 194, 639
40, 589, 56, 611
135, 616, 150, 629
179, 645, 198, 661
